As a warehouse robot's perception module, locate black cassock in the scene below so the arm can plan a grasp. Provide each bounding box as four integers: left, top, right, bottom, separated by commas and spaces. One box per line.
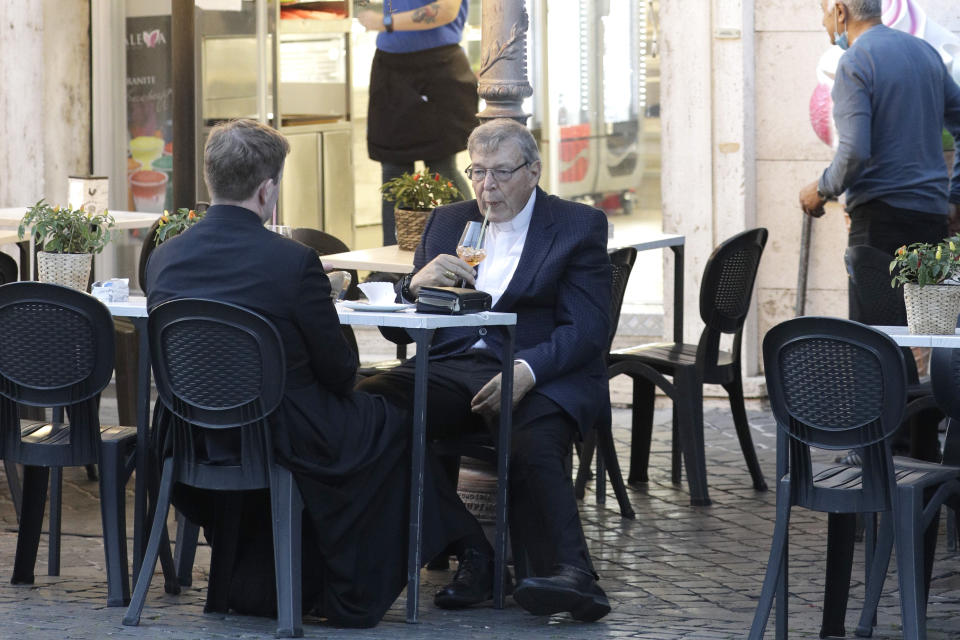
146, 205, 479, 628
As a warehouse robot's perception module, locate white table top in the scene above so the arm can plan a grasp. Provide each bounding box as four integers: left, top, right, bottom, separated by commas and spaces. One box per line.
609, 230, 685, 253
0, 230, 22, 245
322, 245, 414, 273
873, 325, 960, 348
335, 303, 515, 328
105, 296, 517, 329
105, 296, 149, 318
0, 207, 160, 230
320, 231, 686, 274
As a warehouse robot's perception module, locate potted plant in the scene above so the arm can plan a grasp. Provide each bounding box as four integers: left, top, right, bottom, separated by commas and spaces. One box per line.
19, 199, 115, 291
890, 236, 960, 334
153, 207, 204, 245
380, 169, 462, 250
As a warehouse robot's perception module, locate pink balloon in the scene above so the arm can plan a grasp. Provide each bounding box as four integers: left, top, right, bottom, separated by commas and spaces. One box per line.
809, 83, 833, 146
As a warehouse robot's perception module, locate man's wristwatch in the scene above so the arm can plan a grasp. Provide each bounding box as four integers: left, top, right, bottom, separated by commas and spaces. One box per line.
383, 13, 394, 32
400, 273, 414, 301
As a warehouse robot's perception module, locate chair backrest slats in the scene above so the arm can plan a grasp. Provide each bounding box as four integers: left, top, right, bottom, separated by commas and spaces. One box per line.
607, 247, 638, 353
149, 298, 286, 490
764, 317, 906, 512
0, 282, 114, 466
699, 228, 768, 334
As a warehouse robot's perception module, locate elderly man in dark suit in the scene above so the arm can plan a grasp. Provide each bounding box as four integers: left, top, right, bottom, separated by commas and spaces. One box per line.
358, 118, 612, 621
145, 118, 492, 628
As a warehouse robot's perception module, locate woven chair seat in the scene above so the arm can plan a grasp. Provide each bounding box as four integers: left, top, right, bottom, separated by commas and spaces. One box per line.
610, 342, 737, 372
19, 422, 136, 446
807, 459, 960, 493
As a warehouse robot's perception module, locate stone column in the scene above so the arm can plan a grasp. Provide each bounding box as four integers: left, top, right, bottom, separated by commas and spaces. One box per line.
0, 1, 45, 206
0, 0, 90, 208
476, 0, 533, 122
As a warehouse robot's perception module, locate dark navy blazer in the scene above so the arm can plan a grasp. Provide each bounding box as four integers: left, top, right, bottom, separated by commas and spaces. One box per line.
412, 187, 612, 433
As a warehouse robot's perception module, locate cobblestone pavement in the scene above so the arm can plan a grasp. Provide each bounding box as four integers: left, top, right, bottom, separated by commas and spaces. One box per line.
0, 390, 959, 638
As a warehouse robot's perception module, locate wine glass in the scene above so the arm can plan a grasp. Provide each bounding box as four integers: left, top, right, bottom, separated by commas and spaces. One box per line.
456, 221, 487, 287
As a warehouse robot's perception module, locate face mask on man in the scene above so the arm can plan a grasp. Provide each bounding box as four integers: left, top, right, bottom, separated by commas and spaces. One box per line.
834, 8, 849, 50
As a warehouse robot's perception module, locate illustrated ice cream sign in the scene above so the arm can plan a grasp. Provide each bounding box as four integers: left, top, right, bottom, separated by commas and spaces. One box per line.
125, 16, 173, 213
810, 0, 960, 147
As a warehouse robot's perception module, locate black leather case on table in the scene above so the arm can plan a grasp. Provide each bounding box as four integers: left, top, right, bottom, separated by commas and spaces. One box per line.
416, 286, 492, 315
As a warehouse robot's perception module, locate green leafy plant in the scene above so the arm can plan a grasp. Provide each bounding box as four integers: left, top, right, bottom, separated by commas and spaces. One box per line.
19, 199, 115, 254
890, 236, 960, 287
154, 207, 205, 245
380, 169, 462, 211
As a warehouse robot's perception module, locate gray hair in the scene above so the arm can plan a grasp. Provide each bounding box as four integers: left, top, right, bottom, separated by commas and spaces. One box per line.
824, 0, 881, 20
467, 118, 540, 165
204, 118, 290, 202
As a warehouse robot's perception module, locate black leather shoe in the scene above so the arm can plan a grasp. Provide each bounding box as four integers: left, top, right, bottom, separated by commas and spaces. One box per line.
434, 548, 511, 609
513, 564, 610, 622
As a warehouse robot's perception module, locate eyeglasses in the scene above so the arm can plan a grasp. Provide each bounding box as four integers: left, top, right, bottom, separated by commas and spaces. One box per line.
464, 162, 529, 183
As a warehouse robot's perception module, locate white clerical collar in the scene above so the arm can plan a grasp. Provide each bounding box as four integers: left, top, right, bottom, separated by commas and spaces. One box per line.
491, 189, 536, 233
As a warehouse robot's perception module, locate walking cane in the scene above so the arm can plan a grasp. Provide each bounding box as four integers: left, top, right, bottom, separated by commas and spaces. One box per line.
796, 215, 813, 316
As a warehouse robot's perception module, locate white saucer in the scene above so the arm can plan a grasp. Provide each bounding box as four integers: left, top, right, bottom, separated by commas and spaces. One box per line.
339, 300, 415, 312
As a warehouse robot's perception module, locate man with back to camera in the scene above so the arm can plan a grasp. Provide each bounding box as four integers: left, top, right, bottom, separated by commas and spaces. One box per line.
800, 0, 960, 295
798, 2, 960, 635
804, 0, 960, 465
145, 118, 495, 628
357, 118, 613, 621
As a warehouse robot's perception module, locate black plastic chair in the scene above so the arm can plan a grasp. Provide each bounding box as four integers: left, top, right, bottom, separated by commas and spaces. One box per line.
0, 252, 17, 285
291, 227, 361, 302
0, 253, 23, 513
573, 247, 637, 518
122, 298, 303, 638
291, 227, 366, 359
172, 228, 363, 590
292, 227, 409, 371
845, 245, 942, 459
0, 282, 137, 606
608, 228, 768, 506
925, 347, 960, 550
750, 317, 960, 640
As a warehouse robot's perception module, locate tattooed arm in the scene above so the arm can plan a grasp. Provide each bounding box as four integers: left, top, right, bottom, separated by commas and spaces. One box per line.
357, 0, 463, 32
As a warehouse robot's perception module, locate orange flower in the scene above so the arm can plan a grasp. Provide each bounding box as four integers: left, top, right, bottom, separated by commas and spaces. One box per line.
897, 245, 906, 256
188, 211, 196, 220
434, 173, 440, 181
413, 173, 420, 181
447, 181, 453, 187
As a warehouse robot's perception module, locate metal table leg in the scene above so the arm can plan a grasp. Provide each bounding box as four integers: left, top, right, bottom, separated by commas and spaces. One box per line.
16, 240, 29, 281
670, 244, 684, 343
492, 326, 515, 608
132, 317, 150, 580
405, 328, 435, 623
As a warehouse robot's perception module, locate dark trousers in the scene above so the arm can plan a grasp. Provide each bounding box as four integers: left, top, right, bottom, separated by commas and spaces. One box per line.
847, 199, 949, 321
380, 157, 472, 245
356, 350, 595, 577
848, 199, 948, 459
823, 200, 949, 635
